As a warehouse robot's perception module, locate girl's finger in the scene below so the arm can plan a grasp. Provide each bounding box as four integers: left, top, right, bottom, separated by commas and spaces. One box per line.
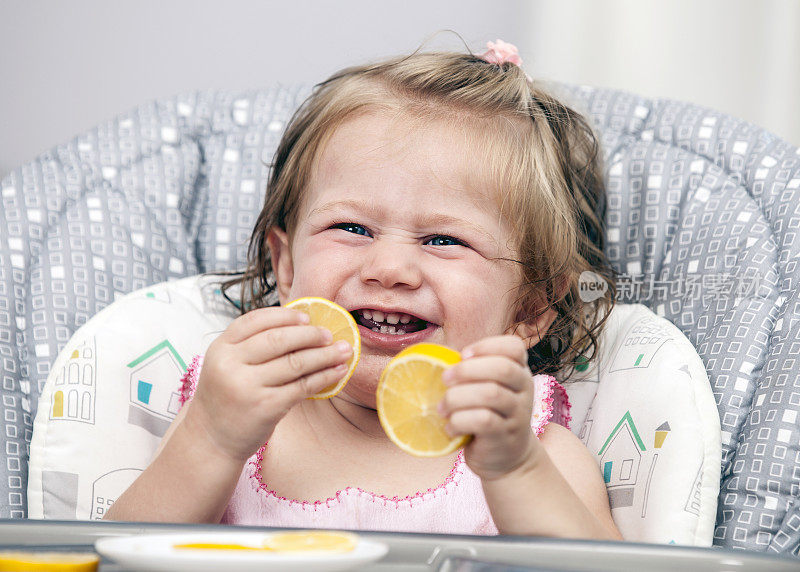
443, 355, 531, 392
239, 324, 333, 364
253, 340, 353, 387
283, 361, 351, 402
439, 382, 518, 419
446, 408, 506, 438
224, 307, 310, 344
461, 335, 528, 365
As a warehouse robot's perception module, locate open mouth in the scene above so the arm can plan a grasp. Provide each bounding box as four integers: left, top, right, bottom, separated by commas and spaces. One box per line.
351, 309, 430, 335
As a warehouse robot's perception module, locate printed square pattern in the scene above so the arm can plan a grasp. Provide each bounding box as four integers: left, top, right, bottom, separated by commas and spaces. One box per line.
560, 85, 800, 554
2, 84, 800, 555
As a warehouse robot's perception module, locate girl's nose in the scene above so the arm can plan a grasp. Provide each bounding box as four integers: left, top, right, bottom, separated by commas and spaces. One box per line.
359, 239, 423, 290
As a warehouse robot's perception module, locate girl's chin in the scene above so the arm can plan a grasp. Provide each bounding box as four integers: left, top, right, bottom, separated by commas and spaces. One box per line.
338, 384, 378, 411
334, 353, 398, 409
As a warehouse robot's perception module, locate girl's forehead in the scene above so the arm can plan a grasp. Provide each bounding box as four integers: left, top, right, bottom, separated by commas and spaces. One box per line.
309, 109, 505, 206
299, 111, 520, 257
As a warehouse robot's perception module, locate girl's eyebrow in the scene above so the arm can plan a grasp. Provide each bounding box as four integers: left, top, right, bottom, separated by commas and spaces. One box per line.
309, 199, 498, 244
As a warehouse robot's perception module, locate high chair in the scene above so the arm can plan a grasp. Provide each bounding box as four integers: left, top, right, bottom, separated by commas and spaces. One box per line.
0, 83, 797, 557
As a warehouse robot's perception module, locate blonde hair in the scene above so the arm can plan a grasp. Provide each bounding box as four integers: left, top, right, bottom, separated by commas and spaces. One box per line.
219, 49, 616, 376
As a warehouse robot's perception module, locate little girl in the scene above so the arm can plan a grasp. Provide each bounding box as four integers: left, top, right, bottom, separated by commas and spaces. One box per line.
105, 40, 621, 540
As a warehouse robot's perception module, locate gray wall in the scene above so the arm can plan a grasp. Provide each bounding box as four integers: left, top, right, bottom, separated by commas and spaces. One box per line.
524, 0, 800, 150
0, 0, 525, 178
2, 0, 798, 179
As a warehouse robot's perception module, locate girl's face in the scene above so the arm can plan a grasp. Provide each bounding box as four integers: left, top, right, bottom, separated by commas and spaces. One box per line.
269, 110, 552, 408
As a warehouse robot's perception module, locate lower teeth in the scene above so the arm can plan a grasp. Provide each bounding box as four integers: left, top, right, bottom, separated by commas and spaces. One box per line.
372, 326, 403, 335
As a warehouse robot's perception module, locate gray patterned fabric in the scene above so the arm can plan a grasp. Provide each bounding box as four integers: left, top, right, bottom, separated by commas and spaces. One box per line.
1, 85, 798, 555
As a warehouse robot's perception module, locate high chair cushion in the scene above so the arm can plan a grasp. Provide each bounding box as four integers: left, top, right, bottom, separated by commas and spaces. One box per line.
559, 303, 720, 546
3, 85, 798, 553
26, 274, 720, 545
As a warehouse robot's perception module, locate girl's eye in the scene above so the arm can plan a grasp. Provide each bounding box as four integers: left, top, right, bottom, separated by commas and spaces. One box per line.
332, 223, 370, 236
426, 235, 464, 247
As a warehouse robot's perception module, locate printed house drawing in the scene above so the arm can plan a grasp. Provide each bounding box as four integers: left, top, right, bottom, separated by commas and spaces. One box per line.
127, 340, 185, 437
137, 287, 171, 304
609, 318, 672, 373
91, 468, 142, 520
685, 463, 703, 516
578, 403, 595, 446
599, 411, 646, 509
50, 337, 97, 424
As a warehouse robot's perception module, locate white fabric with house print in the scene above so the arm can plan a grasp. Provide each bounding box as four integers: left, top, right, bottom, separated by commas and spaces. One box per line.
26, 275, 720, 544
558, 304, 721, 546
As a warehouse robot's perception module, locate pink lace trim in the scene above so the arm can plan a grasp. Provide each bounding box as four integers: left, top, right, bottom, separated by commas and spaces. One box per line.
533, 375, 571, 435
551, 380, 573, 429
249, 445, 466, 509
178, 354, 203, 407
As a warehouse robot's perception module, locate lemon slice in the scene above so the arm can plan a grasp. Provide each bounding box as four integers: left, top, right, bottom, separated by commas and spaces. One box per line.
173, 543, 272, 551
264, 531, 357, 553
0, 551, 99, 571
285, 297, 361, 399
376, 343, 470, 457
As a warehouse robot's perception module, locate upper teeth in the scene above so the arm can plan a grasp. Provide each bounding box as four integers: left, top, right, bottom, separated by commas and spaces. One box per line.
361, 309, 414, 325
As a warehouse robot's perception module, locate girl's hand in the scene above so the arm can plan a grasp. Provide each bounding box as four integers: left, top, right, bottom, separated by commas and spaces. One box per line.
185, 307, 353, 463
438, 335, 539, 481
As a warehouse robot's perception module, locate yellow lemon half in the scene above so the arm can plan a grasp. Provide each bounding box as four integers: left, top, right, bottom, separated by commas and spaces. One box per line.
376, 343, 470, 457
0, 552, 99, 572
264, 531, 358, 553
286, 297, 361, 399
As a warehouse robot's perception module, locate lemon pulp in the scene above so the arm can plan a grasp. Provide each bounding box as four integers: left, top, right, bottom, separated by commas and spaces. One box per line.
265, 531, 357, 553
285, 297, 361, 399
377, 343, 470, 457
0, 551, 99, 572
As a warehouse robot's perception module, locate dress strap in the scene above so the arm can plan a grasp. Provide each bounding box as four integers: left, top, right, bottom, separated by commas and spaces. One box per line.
531, 374, 572, 436
178, 354, 204, 407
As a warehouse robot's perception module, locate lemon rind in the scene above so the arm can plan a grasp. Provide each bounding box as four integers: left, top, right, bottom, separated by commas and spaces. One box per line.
377, 345, 468, 458
285, 297, 361, 400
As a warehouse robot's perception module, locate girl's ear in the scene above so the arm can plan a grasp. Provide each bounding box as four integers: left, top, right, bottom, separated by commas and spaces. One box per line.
514, 274, 571, 347
266, 227, 294, 304
513, 307, 558, 349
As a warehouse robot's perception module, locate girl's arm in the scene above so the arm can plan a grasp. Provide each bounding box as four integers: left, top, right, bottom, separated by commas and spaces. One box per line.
104, 306, 353, 523
103, 404, 246, 523
440, 334, 622, 540
481, 423, 622, 540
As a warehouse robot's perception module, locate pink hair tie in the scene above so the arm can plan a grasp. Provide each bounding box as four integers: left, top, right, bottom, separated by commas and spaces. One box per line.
479, 39, 523, 66
478, 39, 532, 81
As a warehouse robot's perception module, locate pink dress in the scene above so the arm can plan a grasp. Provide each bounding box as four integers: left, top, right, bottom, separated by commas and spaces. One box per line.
179, 354, 571, 535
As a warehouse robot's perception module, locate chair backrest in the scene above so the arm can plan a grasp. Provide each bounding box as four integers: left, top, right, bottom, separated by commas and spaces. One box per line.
0, 84, 798, 555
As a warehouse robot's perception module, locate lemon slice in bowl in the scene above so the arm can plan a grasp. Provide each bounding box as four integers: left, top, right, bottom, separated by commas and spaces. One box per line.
265, 531, 357, 553
376, 343, 470, 457
0, 551, 99, 571
285, 297, 361, 399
